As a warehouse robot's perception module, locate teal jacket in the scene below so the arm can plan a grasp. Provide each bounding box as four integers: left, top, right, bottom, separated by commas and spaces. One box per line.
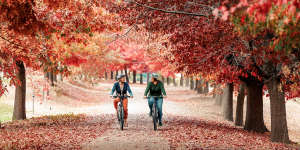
110, 82, 133, 96
144, 81, 166, 97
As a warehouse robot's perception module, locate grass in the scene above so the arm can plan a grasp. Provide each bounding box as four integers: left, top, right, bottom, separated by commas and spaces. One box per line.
0, 102, 13, 122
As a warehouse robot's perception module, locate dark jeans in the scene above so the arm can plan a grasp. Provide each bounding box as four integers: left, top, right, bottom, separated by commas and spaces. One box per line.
148, 97, 163, 122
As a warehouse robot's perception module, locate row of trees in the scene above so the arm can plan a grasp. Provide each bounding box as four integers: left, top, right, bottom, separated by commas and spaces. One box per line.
0, 0, 298, 144
0, 0, 173, 122
106, 0, 299, 144
0, 0, 119, 120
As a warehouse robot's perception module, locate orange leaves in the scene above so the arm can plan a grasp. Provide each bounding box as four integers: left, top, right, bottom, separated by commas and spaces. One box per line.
161, 116, 291, 149
64, 53, 87, 67
0, 114, 113, 150
42, 0, 72, 9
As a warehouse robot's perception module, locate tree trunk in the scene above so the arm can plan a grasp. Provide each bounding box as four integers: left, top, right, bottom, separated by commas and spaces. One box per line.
194, 79, 198, 91
124, 67, 129, 83
235, 83, 246, 126
204, 82, 209, 94
147, 73, 150, 83
133, 70, 137, 83
105, 71, 108, 80
121, 70, 124, 74
116, 70, 119, 80
190, 77, 194, 90
173, 78, 177, 86
53, 72, 57, 83
162, 76, 165, 83
185, 78, 189, 87
50, 72, 54, 86
45, 72, 50, 79
60, 73, 63, 82
244, 81, 268, 133
215, 94, 222, 106
267, 78, 290, 143
180, 74, 184, 87
167, 77, 170, 85
222, 83, 233, 121
140, 73, 143, 84
197, 80, 204, 94
212, 84, 216, 98
13, 61, 26, 120
111, 71, 114, 80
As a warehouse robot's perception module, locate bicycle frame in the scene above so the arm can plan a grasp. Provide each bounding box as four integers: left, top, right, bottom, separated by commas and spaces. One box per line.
113, 95, 129, 130
147, 96, 163, 131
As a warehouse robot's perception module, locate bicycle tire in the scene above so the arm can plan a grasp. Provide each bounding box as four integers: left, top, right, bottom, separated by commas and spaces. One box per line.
117, 104, 121, 122
120, 105, 124, 130
152, 102, 158, 131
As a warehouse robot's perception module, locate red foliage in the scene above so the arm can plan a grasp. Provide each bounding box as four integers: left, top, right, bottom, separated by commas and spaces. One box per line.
108, 0, 299, 99
0, 114, 113, 150
64, 53, 87, 67
161, 116, 295, 149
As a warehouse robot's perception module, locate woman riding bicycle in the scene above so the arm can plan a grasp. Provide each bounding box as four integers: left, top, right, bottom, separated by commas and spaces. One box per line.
110, 74, 133, 127
144, 73, 167, 126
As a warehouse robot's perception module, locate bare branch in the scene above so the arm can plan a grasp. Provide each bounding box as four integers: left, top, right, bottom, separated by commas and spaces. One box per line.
105, 24, 137, 46
129, 1, 208, 17
186, 1, 214, 10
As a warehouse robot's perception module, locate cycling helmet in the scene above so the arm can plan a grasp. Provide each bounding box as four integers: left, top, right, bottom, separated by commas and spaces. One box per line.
151, 73, 159, 79
117, 74, 126, 80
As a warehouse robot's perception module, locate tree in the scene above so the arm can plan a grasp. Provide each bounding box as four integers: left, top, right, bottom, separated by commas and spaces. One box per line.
12, 61, 26, 120
167, 77, 170, 86
216, 0, 300, 142
221, 83, 234, 121
147, 73, 150, 83
204, 82, 209, 94
180, 74, 184, 87
140, 73, 143, 84
235, 83, 246, 126
133, 70, 137, 83
190, 77, 194, 90
172, 77, 177, 86
111, 71, 114, 80
267, 78, 289, 143
0, 0, 118, 120
244, 79, 268, 132
185, 77, 190, 87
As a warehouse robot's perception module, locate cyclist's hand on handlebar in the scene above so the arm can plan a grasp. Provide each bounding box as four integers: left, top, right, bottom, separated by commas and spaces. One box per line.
163, 95, 167, 98
130, 96, 133, 98
144, 96, 148, 99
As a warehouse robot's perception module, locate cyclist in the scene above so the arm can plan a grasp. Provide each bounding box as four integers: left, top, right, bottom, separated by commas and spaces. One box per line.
110, 74, 133, 127
144, 73, 167, 126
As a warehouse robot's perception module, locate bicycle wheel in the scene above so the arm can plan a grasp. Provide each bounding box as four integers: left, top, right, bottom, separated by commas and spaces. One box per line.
117, 104, 121, 122
119, 104, 124, 130
152, 102, 158, 131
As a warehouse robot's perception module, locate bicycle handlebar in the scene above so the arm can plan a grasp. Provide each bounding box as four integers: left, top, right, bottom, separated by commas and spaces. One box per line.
111, 95, 131, 99
145, 96, 166, 98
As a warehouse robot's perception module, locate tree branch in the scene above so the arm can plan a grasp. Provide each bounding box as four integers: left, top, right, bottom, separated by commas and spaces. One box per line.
129, 1, 208, 17
105, 24, 137, 46
0, 35, 28, 51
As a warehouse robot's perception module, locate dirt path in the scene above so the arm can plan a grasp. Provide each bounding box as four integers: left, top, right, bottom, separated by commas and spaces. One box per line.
82, 83, 174, 150
2, 80, 299, 149
83, 114, 170, 150
80, 83, 299, 150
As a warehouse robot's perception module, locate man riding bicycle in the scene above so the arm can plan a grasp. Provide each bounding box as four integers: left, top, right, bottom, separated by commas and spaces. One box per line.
144, 73, 167, 126
110, 74, 133, 127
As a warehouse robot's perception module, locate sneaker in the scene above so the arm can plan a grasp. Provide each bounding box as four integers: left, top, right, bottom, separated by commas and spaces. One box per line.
159, 121, 163, 126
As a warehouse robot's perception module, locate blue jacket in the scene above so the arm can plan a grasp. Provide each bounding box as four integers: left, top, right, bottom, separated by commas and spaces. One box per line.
110, 82, 133, 96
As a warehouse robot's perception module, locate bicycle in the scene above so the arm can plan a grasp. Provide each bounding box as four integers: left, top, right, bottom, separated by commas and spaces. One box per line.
147, 96, 163, 131
112, 94, 130, 130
